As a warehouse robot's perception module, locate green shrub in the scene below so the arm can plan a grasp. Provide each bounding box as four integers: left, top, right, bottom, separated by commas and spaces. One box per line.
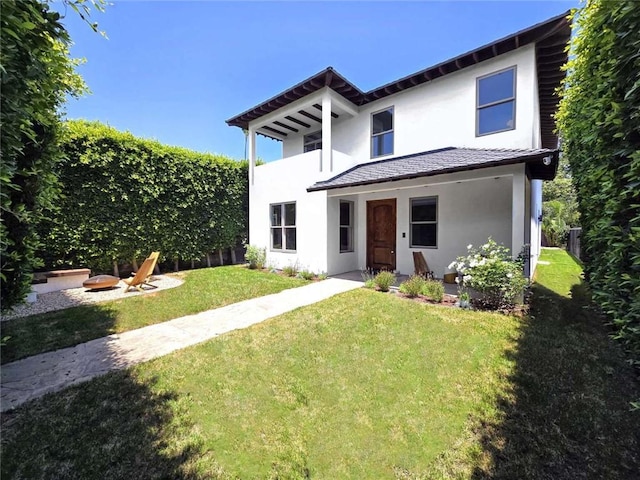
450, 239, 528, 310
557, 0, 640, 364
422, 280, 445, 303
399, 275, 426, 298
364, 279, 375, 289
317, 272, 328, 281
245, 245, 266, 269
374, 271, 396, 292
299, 270, 315, 280
0, 0, 90, 311
282, 261, 300, 277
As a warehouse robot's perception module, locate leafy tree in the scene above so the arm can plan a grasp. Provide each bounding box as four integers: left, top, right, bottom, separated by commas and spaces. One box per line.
542, 156, 579, 246
0, 0, 88, 311
557, 0, 640, 363
542, 200, 569, 247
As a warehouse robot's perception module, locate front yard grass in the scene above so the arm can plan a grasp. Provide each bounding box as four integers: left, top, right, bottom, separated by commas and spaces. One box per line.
1, 249, 638, 479
2, 291, 519, 479
0, 266, 308, 364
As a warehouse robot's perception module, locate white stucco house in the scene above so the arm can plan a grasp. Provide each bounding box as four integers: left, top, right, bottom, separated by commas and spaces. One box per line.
226, 12, 571, 279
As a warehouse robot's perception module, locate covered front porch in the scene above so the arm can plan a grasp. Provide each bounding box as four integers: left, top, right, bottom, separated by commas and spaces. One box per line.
321, 163, 534, 279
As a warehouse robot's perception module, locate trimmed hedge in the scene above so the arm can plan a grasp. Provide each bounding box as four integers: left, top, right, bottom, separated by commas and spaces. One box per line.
0, 1, 87, 311
557, 1, 640, 362
38, 120, 248, 272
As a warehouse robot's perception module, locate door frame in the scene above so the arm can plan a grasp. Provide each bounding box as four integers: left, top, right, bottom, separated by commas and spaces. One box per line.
366, 198, 397, 271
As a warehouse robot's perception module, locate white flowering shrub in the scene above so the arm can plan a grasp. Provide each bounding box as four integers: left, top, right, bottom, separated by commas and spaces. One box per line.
448, 239, 529, 310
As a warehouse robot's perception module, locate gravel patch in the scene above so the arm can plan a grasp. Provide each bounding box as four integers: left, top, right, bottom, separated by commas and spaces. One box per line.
1, 275, 184, 321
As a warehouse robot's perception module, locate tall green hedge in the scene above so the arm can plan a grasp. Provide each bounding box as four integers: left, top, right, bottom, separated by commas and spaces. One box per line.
557, 1, 640, 362
0, 0, 87, 311
38, 120, 248, 272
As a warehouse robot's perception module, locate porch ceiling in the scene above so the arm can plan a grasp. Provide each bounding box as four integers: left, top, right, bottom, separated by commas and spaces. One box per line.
307, 147, 559, 192
254, 99, 352, 141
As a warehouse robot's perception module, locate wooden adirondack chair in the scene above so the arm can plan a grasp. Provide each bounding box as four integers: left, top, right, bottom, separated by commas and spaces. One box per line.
123, 252, 160, 292
413, 251, 434, 280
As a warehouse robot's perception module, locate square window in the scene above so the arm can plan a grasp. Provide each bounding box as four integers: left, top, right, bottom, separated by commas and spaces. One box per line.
411, 224, 437, 248
478, 102, 515, 135
411, 197, 436, 222
478, 68, 515, 106
303, 131, 322, 153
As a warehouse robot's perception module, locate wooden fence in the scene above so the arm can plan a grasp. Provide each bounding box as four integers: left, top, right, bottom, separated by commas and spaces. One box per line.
567, 228, 582, 260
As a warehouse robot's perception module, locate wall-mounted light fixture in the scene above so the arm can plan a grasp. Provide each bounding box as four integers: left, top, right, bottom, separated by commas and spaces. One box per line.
542, 155, 552, 166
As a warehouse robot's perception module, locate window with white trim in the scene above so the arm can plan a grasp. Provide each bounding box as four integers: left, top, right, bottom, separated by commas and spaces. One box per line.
371, 107, 393, 157
339, 201, 353, 253
410, 197, 437, 248
271, 202, 296, 251
477, 66, 516, 136
303, 131, 322, 153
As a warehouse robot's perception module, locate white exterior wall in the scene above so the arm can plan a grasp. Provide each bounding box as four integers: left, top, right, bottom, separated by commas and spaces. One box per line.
250, 150, 329, 273
281, 45, 538, 161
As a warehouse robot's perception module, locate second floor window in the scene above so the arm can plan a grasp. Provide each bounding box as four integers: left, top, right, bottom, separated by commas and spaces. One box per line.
303, 131, 322, 153
371, 107, 393, 157
477, 67, 516, 136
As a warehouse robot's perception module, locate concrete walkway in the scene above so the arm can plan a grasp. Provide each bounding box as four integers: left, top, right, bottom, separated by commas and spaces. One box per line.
1, 278, 360, 412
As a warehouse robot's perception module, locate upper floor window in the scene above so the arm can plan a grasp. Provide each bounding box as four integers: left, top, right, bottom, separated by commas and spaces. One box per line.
371, 107, 394, 157
303, 131, 322, 153
477, 67, 516, 136
271, 202, 296, 251
410, 197, 437, 248
339, 201, 354, 253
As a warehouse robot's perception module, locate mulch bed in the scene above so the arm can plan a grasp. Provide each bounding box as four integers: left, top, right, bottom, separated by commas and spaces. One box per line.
376, 289, 459, 307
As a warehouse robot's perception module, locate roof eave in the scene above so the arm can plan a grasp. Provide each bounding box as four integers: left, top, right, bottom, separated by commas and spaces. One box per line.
227, 11, 572, 131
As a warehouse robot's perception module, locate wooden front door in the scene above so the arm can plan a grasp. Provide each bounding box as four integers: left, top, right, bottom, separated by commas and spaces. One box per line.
367, 199, 396, 271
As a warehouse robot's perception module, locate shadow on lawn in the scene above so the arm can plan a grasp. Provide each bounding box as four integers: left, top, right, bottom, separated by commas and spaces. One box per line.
471, 274, 640, 478
1, 303, 119, 365
1, 370, 207, 480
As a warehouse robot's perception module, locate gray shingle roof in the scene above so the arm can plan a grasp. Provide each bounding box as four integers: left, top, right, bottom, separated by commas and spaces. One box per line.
307, 147, 558, 192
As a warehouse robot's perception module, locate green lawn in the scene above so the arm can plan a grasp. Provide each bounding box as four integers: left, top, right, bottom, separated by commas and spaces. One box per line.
447, 247, 639, 478
1, 249, 638, 479
0, 266, 307, 364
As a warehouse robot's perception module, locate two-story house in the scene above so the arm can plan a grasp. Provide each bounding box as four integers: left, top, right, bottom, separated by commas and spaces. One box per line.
226, 11, 571, 278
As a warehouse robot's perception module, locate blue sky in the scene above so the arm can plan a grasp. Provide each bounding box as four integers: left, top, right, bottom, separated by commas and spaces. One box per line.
58, 1, 578, 162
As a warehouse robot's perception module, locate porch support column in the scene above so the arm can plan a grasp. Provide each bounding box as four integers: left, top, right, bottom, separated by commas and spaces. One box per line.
321, 91, 332, 173
248, 125, 256, 185
511, 170, 526, 259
